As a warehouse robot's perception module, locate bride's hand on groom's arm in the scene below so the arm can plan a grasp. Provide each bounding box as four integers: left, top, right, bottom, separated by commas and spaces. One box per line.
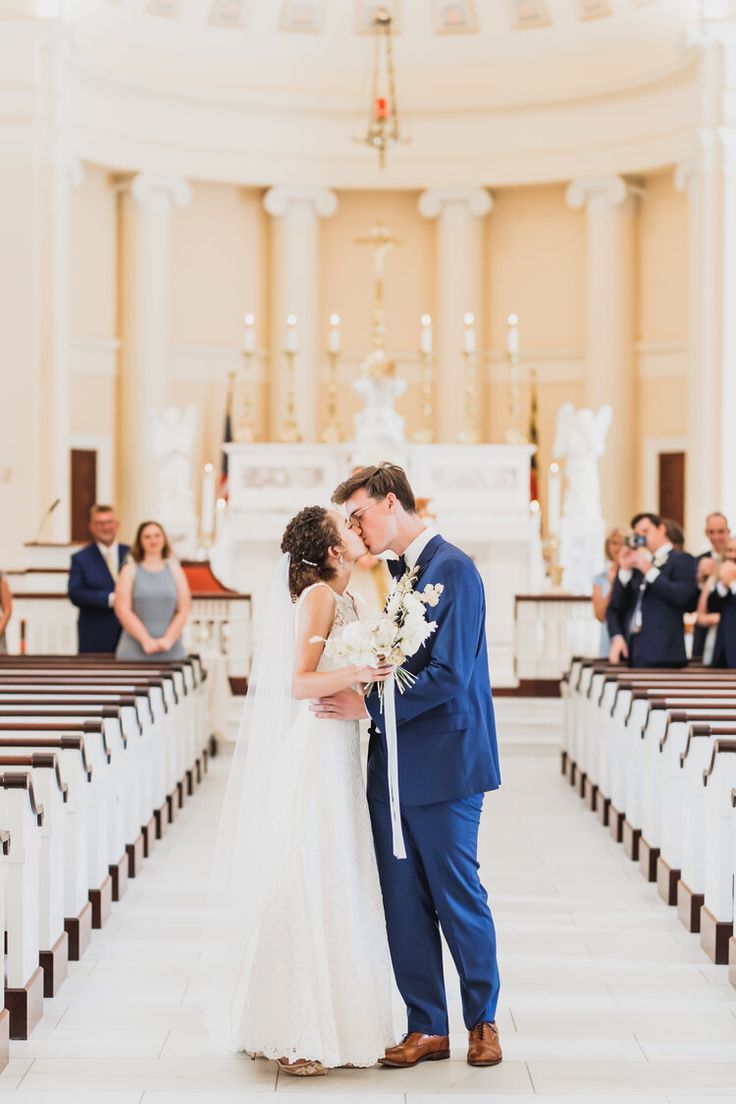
309, 688, 370, 721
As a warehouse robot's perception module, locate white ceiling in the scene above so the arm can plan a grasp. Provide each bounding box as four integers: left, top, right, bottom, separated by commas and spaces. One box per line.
65, 0, 701, 111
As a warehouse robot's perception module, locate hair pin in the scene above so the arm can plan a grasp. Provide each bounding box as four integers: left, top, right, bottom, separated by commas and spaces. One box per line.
301, 558, 318, 567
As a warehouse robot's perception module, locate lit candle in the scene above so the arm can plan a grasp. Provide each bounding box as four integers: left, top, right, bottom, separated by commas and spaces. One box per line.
328, 313, 341, 354
420, 313, 433, 355
243, 313, 255, 353
463, 312, 476, 354
286, 314, 298, 353
507, 313, 519, 356
548, 461, 561, 537
201, 462, 216, 540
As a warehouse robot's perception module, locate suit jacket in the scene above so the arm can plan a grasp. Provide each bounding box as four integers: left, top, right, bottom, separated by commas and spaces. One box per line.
692, 551, 717, 658
68, 543, 130, 653
605, 549, 698, 668
707, 584, 736, 667
365, 534, 501, 807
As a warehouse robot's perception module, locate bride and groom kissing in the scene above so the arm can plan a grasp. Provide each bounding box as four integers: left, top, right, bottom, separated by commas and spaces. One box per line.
203, 462, 502, 1077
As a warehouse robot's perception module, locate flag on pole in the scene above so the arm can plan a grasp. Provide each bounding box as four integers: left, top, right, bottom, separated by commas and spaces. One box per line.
219, 377, 234, 501
529, 367, 539, 503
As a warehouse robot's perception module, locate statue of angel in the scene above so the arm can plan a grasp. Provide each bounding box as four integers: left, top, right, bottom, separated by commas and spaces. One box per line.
553, 403, 612, 524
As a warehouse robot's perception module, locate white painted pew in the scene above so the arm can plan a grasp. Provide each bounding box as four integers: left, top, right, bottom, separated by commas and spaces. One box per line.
700, 736, 736, 964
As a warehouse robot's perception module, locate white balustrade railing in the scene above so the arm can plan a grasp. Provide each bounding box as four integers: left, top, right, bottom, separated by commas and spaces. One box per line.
515, 595, 601, 682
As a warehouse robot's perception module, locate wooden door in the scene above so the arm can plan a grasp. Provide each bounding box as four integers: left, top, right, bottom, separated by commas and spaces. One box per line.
70, 449, 97, 541
658, 451, 685, 528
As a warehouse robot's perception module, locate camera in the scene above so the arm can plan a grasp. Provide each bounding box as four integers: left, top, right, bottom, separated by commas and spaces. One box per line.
626, 533, 647, 550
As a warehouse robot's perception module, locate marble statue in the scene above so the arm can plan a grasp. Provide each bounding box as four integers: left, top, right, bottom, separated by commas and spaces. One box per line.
552, 402, 613, 594
353, 350, 407, 446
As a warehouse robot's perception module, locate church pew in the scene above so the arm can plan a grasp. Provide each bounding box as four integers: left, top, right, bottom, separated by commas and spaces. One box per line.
700, 735, 736, 963
0, 755, 68, 997
0, 828, 11, 1066
731, 787, 736, 988
1, 771, 45, 1038
677, 722, 730, 933
0, 735, 94, 960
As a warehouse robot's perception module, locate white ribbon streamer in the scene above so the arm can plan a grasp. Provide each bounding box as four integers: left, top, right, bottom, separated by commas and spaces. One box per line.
384, 670, 407, 859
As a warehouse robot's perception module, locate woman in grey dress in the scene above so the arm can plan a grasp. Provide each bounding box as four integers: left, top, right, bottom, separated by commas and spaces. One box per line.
114, 521, 191, 661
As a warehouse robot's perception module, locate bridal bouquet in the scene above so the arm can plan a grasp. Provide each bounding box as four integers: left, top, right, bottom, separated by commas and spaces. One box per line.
314, 567, 444, 699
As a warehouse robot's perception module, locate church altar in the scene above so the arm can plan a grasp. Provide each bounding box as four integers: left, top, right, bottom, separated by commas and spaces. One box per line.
211, 442, 544, 687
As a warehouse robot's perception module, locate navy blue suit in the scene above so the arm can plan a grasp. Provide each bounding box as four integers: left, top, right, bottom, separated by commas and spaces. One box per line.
605, 550, 698, 668
365, 534, 501, 1035
707, 585, 736, 667
692, 552, 716, 659
68, 543, 130, 653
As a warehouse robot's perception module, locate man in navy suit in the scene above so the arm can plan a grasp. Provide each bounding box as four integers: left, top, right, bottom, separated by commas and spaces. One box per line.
68, 504, 130, 653
606, 511, 699, 668
313, 463, 502, 1070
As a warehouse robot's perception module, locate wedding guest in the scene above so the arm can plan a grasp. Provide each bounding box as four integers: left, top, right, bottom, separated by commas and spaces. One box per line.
115, 521, 190, 660
68, 504, 130, 653
693, 512, 731, 658
607, 512, 699, 668
0, 572, 12, 654
704, 536, 736, 667
591, 527, 626, 657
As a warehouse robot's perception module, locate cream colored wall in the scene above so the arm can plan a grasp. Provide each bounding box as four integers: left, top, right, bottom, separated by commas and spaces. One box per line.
59, 167, 690, 552
319, 189, 434, 439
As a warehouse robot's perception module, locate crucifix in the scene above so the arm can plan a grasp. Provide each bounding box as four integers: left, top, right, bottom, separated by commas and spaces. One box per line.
354, 221, 402, 360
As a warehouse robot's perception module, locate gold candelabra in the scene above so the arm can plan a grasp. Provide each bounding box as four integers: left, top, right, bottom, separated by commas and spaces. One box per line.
504, 346, 525, 445
457, 347, 480, 444
234, 349, 257, 443
320, 350, 342, 444
279, 349, 302, 444
411, 349, 435, 443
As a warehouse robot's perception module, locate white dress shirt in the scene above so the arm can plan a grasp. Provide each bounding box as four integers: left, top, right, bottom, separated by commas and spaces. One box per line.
97, 541, 120, 606
402, 526, 438, 571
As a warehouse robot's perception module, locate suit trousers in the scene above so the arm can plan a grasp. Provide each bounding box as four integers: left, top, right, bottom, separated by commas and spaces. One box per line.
369, 792, 500, 1036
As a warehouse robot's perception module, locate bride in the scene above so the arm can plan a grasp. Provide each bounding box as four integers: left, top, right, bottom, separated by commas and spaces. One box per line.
201, 505, 396, 1076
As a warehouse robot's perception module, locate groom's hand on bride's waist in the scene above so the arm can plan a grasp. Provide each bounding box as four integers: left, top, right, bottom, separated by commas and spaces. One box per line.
309, 689, 369, 721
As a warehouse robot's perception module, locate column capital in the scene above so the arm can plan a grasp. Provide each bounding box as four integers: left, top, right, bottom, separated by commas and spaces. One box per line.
118, 173, 192, 210
418, 187, 493, 220
565, 175, 642, 211
263, 186, 338, 219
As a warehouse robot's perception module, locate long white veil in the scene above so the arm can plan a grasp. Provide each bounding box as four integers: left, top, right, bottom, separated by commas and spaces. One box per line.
200, 552, 297, 1050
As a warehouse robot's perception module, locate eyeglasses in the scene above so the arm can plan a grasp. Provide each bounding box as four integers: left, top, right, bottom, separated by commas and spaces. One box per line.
346, 498, 385, 531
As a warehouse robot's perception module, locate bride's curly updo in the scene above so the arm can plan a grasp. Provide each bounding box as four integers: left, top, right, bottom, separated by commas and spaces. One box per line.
281, 505, 342, 601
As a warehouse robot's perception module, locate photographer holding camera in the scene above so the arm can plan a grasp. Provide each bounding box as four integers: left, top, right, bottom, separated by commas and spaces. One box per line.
606, 512, 699, 668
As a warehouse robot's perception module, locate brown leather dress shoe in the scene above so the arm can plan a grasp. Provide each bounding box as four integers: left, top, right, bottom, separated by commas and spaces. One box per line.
467, 1021, 503, 1067
379, 1032, 451, 1068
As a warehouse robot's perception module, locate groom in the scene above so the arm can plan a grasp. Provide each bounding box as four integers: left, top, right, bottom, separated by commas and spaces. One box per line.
312, 462, 502, 1069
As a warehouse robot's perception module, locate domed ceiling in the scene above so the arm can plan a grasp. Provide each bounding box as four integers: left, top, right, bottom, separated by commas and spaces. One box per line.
66, 0, 700, 111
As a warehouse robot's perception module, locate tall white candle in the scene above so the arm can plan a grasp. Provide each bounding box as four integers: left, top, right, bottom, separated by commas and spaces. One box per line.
507, 313, 519, 355
286, 314, 298, 353
548, 461, 561, 537
420, 313, 433, 354
463, 312, 476, 354
328, 313, 341, 354
243, 313, 256, 353
201, 462, 216, 540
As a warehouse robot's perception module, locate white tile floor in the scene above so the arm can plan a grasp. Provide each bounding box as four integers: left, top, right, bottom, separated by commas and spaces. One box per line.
3, 703, 736, 1102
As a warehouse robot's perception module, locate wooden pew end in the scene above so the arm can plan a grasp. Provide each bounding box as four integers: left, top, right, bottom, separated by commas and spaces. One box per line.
638, 838, 660, 883
583, 776, 598, 811
595, 790, 610, 827
677, 879, 704, 933
142, 815, 157, 858
89, 873, 113, 929
560, 749, 568, 776
699, 906, 733, 965
5, 966, 44, 1040
64, 900, 93, 960
109, 852, 129, 902
39, 930, 69, 997
622, 819, 641, 861
656, 856, 680, 905
729, 936, 736, 989
126, 833, 145, 878
155, 801, 170, 840
608, 804, 625, 844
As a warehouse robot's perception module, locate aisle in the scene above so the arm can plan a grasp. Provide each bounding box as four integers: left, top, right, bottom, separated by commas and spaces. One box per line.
2, 706, 736, 1102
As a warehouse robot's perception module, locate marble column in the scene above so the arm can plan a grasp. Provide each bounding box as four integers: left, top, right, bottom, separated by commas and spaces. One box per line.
263, 187, 338, 442
566, 176, 640, 528
117, 174, 192, 533
418, 188, 492, 442
676, 131, 736, 539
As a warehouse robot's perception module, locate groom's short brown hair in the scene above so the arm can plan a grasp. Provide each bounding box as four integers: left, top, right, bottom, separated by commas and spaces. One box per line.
333, 462, 416, 514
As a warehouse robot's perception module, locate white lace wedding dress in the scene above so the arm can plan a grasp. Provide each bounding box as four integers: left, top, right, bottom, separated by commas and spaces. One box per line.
231, 583, 395, 1067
